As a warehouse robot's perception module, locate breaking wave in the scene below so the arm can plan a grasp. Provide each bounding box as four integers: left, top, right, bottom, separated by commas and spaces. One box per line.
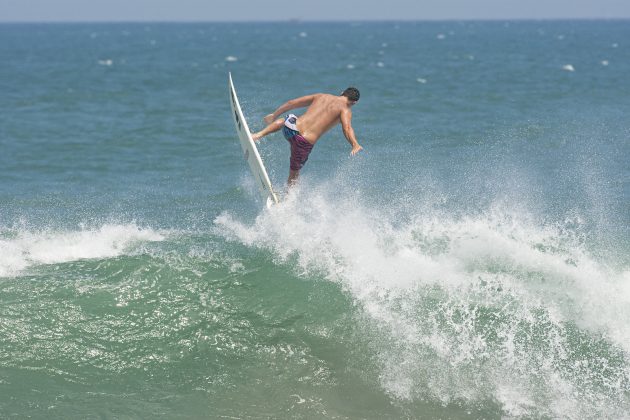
215, 183, 630, 418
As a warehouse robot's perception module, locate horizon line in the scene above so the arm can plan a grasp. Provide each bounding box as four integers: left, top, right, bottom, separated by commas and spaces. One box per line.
1, 17, 630, 24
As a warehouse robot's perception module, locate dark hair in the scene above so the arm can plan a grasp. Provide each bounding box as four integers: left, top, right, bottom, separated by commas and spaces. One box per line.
342, 87, 360, 102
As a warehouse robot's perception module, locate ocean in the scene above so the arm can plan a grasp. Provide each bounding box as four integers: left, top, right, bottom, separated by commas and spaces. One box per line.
0, 20, 629, 418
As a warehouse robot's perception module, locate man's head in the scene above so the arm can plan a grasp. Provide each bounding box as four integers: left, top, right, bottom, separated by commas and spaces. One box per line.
341, 87, 360, 104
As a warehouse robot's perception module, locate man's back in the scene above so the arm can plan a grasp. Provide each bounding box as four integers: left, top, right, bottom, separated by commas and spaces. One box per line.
250, 86, 361, 185
297, 94, 350, 144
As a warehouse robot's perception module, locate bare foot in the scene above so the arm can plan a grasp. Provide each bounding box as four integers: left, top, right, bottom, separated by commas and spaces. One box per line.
251, 132, 261, 141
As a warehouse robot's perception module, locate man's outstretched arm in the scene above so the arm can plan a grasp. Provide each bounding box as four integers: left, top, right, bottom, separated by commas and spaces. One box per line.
263, 94, 317, 124
340, 108, 363, 156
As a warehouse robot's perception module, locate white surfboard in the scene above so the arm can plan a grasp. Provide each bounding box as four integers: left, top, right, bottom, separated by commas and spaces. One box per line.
228, 73, 279, 206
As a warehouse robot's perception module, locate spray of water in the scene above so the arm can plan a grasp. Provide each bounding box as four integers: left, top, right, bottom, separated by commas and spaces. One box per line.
215, 180, 630, 418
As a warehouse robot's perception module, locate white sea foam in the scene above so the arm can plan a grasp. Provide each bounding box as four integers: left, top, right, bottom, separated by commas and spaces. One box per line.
215, 184, 630, 418
225, 56, 238, 62
0, 224, 164, 277
562, 64, 575, 72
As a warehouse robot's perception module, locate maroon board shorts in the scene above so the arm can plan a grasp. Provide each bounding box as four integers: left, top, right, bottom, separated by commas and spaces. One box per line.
282, 114, 314, 171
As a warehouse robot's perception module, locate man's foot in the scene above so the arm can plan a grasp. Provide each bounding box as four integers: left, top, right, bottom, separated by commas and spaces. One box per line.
252, 132, 262, 141
287, 169, 299, 186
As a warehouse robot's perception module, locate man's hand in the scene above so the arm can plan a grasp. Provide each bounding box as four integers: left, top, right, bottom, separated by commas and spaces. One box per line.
351, 144, 363, 156
263, 114, 275, 125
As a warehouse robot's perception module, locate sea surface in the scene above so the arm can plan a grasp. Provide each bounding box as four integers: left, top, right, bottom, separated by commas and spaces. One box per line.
1, 21, 629, 419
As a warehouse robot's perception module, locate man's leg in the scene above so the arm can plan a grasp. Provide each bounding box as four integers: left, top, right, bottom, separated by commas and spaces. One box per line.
252, 118, 284, 141
287, 169, 299, 186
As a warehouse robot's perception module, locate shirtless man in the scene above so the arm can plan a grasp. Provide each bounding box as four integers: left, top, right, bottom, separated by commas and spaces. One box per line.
252, 87, 362, 185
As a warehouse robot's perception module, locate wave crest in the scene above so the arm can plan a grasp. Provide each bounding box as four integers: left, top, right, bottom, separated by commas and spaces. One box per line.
0, 223, 165, 277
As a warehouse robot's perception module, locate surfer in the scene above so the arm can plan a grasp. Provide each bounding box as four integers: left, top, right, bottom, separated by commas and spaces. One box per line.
252, 87, 362, 185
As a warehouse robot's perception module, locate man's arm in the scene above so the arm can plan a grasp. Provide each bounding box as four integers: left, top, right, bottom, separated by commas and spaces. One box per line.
340, 108, 363, 156
264, 94, 317, 124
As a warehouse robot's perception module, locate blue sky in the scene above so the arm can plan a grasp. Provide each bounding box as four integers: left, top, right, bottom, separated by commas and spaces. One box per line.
1, 0, 629, 22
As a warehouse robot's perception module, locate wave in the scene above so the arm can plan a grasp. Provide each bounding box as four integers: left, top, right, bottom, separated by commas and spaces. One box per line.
215, 184, 630, 418
0, 223, 165, 278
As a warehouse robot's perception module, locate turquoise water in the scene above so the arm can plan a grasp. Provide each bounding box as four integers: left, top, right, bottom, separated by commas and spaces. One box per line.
1, 21, 629, 418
